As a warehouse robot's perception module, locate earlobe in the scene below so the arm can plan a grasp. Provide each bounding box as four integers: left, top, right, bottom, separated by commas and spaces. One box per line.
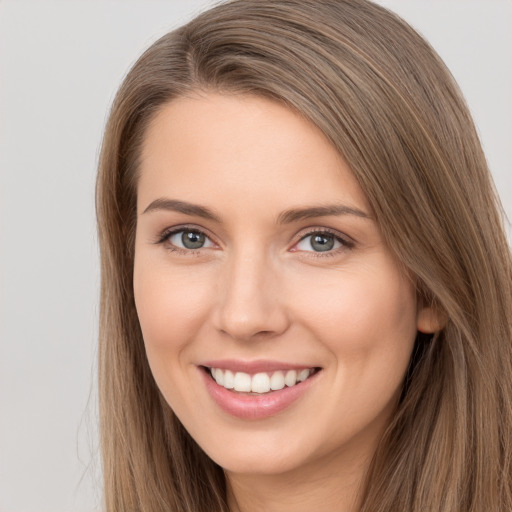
417, 305, 447, 334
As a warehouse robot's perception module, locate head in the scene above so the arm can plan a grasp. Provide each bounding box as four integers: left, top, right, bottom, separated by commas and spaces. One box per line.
96, 1, 512, 511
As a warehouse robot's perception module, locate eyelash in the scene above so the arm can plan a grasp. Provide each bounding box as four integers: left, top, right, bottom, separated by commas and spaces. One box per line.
293, 228, 355, 258
154, 225, 355, 257
154, 225, 213, 256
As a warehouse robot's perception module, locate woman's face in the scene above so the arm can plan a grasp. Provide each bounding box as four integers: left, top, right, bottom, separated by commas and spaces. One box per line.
134, 92, 434, 478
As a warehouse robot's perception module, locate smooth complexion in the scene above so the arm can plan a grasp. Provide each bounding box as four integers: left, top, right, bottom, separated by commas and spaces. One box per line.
134, 93, 439, 512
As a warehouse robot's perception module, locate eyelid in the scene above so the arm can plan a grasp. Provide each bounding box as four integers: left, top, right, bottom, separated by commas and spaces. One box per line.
154, 224, 218, 249
153, 224, 355, 256
290, 227, 355, 253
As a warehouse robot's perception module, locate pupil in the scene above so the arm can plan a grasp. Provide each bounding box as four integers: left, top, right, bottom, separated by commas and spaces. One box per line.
182, 231, 205, 249
311, 234, 334, 252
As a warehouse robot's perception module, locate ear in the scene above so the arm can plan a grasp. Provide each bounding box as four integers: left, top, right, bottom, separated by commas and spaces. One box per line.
417, 304, 446, 334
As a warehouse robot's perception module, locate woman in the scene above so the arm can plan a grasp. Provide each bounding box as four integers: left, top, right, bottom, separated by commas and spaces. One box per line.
95, 0, 512, 510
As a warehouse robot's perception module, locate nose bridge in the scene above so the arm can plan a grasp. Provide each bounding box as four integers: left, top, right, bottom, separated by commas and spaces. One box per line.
214, 244, 288, 341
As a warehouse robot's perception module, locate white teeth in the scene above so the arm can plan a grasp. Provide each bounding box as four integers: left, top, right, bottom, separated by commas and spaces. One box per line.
214, 368, 224, 386
284, 370, 297, 387
297, 369, 310, 382
223, 369, 235, 389
270, 371, 285, 390
251, 373, 270, 393
233, 372, 252, 392
209, 367, 315, 394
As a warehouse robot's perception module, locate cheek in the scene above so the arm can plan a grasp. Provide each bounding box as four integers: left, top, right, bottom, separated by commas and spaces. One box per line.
133, 257, 213, 361
287, 261, 418, 388
287, 264, 417, 438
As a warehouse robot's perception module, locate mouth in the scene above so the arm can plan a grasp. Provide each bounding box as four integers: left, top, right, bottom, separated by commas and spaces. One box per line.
202, 366, 322, 395
199, 362, 323, 419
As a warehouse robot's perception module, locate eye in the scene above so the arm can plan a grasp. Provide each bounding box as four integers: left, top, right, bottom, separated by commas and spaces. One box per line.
294, 231, 351, 253
163, 228, 215, 251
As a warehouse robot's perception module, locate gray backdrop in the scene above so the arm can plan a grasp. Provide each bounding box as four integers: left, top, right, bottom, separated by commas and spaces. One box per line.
0, 1, 510, 511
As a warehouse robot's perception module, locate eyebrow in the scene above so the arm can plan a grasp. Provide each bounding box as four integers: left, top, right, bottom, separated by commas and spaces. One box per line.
142, 198, 221, 221
277, 204, 371, 224
141, 198, 371, 223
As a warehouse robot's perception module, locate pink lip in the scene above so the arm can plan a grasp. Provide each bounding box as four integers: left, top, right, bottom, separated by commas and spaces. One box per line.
199, 364, 321, 420
201, 359, 315, 374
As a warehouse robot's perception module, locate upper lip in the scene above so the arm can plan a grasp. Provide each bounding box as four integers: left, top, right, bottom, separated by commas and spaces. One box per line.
199, 359, 320, 374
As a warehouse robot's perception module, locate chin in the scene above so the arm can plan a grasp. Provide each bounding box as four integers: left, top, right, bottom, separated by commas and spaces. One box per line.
198, 431, 316, 477
216, 453, 303, 477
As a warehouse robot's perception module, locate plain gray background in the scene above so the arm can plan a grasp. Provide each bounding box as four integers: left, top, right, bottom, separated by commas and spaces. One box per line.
0, 1, 510, 511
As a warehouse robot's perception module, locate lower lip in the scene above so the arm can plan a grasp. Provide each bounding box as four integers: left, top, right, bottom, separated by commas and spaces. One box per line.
200, 368, 319, 420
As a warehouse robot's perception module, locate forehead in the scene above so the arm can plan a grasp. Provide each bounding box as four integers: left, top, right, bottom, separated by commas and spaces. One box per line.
137, 92, 370, 216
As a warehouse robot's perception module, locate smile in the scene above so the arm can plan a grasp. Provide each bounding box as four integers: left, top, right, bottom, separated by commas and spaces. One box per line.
208, 367, 317, 394
200, 363, 322, 420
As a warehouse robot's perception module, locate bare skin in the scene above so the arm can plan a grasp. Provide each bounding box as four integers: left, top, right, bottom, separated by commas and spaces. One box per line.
134, 92, 440, 511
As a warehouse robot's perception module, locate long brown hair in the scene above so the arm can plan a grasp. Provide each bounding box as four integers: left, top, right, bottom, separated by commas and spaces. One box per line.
96, 1, 512, 510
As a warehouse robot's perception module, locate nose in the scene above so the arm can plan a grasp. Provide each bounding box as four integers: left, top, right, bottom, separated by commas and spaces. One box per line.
212, 249, 290, 342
